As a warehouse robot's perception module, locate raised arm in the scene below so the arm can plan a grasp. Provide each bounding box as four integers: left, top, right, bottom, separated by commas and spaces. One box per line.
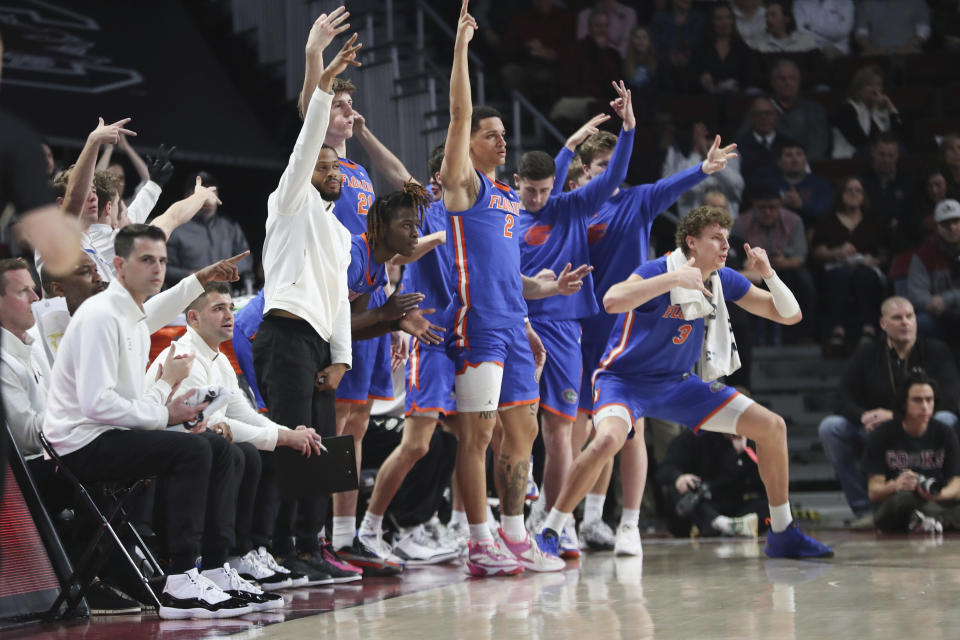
390, 230, 445, 265
117, 135, 150, 184
353, 112, 417, 189
440, 1, 480, 213
732, 244, 802, 325
151, 177, 221, 238
298, 6, 350, 119
63, 118, 135, 217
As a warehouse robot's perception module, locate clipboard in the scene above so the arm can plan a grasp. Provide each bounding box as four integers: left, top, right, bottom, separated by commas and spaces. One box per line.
275, 434, 358, 498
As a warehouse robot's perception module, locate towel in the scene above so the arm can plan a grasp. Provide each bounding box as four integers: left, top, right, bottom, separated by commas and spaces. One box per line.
665, 250, 740, 382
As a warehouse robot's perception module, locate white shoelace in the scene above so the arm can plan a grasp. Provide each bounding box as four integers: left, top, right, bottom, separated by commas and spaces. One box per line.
257, 547, 291, 575
241, 550, 274, 578
189, 571, 231, 604
222, 564, 263, 594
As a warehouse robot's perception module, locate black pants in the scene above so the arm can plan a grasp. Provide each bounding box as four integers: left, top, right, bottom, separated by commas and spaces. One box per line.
62, 430, 212, 573
234, 442, 261, 555
664, 487, 769, 538
253, 315, 337, 555
873, 491, 960, 532
195, 431, 244, 568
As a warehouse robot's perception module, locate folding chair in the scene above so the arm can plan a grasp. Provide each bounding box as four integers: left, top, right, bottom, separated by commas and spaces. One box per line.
38, 432, 164, 620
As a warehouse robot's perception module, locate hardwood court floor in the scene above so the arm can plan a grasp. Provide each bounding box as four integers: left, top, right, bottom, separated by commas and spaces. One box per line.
5, 530, 960, 640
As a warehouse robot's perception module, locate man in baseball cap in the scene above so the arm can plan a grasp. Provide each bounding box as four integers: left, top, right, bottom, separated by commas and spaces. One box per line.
908, 199, 960, 353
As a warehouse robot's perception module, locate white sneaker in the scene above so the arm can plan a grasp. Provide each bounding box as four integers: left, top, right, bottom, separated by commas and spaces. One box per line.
230, 549, 292, 591
498, 529, 565, 573
579, 518, 616, 550
559, 525, 581, 559
445, 520, 470, 556
525, 498, 547, 533
201, 563, 284, 611
614, 523, 643, 557
392, 525, 460, 566
729, 513, 759, 538
256, 547, 309, 587
159, 568, 252, 619
909, 510, 944, 535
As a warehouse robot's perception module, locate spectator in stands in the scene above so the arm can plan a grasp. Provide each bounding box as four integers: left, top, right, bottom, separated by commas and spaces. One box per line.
812, 176, 885, 350
902, 169, 949, 250
833, 65, 904, 159
732, 184, 816, 342
854, 0, 930, 56
552, 8, 623, 126
940, 132, 960, 200
768, 59, 830, 162
690, 4, 760, 94
501, 0, 575, 113
166, 171, 253, 288
860, 133, 912, 232
865, 370, 960, 533
819, 297, 960, 522
575, 0, 636, 58
765, 140, 833, 225
793, 0, 855, 58
907, 199, 960, 350
657, 426, 767, 538
650, 0, 704, 92
736, 97, 788, 184
663, 121, 745, 216
731, 0, 766, 43
747, 0, 818, 53
622, 26, 658, 107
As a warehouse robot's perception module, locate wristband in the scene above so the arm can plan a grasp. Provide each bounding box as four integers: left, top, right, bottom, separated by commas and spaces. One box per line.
763, 272, 801, 317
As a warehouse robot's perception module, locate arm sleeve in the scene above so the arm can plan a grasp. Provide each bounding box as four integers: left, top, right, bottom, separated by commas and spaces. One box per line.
906, 254, 933, 310
562, 127, 635, 217
126, 181, 162, 224
144, 274, 204, 333
552, 146, 576, 196
330, 245, 353, 368
75, 318, 168, 429
0, 364, 44, 456
274, 88, 334, 214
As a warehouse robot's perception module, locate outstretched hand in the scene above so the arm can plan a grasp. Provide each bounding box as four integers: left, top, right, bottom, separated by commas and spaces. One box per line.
399, 308, 444, 345
556, 262, 593, 295
610, 80, 635, 131
742, 243, 773, 279
90, 117, 136, 146
381, 284, 424, 321
702, 135, 737, 175
306, 6, 351, 55
566, 113, 611, 150
676, 256, 712, 297
195, 250, 250, 285
320, 32, 363, 86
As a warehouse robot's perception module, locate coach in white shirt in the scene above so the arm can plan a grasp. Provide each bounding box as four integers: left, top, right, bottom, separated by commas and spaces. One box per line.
251, 20, 355, 561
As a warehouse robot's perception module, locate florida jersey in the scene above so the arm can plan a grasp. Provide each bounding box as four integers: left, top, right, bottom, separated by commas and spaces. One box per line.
348, 233, 386, 298
334, 157, 376, 235
402, 201, 453, 326
446, 171, 527, 335
596, 256, 750, 380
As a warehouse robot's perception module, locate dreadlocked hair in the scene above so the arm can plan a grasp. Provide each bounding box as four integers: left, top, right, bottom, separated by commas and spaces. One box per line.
366, 181, 432, 248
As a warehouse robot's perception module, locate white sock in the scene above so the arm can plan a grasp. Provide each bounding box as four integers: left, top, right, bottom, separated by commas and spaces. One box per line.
501, 514, 526, 542
486, 504, 498, 529
359, 511, 383, 538
543, 508, 571, 535
584, 493, 606, 522
332, 516, 356, 550
469, 522, 494, 544
711, 515, 734, 535
769, 502, 793, 533
619, 508, 640, 529
450, 510, 467, 527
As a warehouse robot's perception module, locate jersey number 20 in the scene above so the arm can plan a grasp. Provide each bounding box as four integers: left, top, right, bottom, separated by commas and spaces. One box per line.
503, 214, 515, 238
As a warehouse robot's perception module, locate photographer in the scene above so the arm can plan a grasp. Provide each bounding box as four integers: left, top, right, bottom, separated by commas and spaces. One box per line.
657, 427, 768, 538
865, 370, 960, 533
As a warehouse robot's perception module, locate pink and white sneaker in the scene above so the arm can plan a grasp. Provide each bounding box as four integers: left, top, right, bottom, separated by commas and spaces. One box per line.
465, 540, 524, 577
498, 529, 565, 573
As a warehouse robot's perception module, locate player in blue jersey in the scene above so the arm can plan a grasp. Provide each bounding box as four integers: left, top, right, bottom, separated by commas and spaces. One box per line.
331, 183, 446, 574
537, 206, 834, 560
557, 127, 737, 554
438, 0, 572, 577
516, 85, 636, 558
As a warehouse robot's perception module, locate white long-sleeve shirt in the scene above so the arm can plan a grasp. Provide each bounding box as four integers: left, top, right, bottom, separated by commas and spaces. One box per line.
42, 275, 203, 455
84, 180, 162, 282
793, 0, 855, 55
1, 326, 50, 457
262, 87, 352, 367
145, 326, 289, 451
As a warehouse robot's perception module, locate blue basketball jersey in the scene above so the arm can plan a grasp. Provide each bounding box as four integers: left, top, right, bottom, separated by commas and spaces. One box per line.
402, 201, 453, 325
446, 170, 527, 337
596, 256, 750, 380
334, 158, 376, 235
347, 233, 386, 297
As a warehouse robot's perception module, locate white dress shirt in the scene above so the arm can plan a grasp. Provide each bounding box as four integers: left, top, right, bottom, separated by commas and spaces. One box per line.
145, 326, 289, 451
1, 326, 50, 457
262, 87, 352, 367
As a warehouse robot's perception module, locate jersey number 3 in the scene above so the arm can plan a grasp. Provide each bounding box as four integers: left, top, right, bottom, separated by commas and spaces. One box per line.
358, 193, 372, 216
672, 324, 692, 345
503, 214, 515, 238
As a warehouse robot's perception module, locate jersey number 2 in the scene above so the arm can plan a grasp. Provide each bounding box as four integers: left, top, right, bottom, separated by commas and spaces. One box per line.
673, 324, 692, 345
504, 214, 515, 238
358, 193, 372, 216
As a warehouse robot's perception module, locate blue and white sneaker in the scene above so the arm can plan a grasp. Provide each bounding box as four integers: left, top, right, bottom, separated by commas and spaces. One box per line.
535, 528, 561, 558
559, 525, 581, 559
764, 522, 834, 558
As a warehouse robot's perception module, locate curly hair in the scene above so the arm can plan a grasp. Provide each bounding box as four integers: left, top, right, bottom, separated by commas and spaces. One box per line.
367, 181, 432, 249
579, 131, 618, 168
675, 206, 733, 256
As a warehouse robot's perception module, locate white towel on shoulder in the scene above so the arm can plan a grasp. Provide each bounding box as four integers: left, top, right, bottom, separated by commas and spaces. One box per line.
665, 250, 740, 382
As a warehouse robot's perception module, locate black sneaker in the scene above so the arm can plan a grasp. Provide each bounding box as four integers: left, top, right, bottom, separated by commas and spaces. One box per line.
201, 564, 283, 611
85, 580, 142, 615
278, 554, 334, 586
336, 537, 404, 577
159, 569, 252, 619
299, 550, 362, 584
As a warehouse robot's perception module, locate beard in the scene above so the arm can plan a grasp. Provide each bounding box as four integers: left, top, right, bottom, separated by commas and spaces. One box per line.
316, 183, 342, 201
